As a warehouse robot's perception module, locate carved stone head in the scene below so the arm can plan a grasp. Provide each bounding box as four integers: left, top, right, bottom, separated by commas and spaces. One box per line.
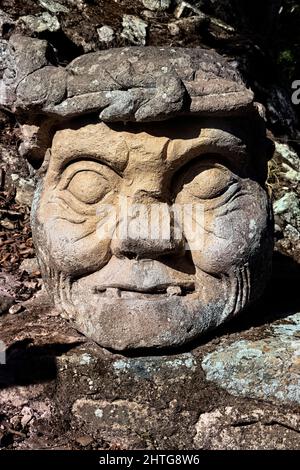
1, 36, 273, 350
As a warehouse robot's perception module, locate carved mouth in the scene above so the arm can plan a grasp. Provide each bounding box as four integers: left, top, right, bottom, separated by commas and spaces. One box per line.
94, 283, 195, 299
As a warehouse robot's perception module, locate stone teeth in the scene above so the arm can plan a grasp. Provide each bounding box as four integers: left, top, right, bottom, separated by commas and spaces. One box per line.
105, 288, 121, 298
167, 286, 182, 297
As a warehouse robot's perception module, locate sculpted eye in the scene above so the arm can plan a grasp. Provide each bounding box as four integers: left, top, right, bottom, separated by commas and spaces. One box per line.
67, 170, 110, 204
175, 159, 238, 201
58, 160, 119, 206
185, 166, 237, 200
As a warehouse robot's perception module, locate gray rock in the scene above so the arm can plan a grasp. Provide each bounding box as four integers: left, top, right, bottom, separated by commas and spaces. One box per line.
202, 312, 300, 406
0, 293, 14, 316
1, 35, 50, 100
39, 0, 69, 14
20, 12, 61, 33
194, 406, 300, 450
1, 291, 300, 449
112, 353, 197, 380
284, 224, 300, 243
19, 258, 39, 275
0, 271, 20, 315
168, 15, 208, 36
174, 1, 205, 19
142, 0, 172, 11
273, 192, 300, 229
121, 15, 148, 46
72, 398, 156, 437
11, 175, 36, 207
0, 9, 14, 37
274, 142, 300, 184
97, 25, 114, 44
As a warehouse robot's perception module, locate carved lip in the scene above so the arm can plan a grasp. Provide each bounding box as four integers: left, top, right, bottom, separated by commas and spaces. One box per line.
94, 282, 195, 298
76, 256, 195, 298
94, 281, 194, 292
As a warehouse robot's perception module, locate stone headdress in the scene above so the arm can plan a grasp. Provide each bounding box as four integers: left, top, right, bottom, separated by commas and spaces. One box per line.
1, 34, 262, 165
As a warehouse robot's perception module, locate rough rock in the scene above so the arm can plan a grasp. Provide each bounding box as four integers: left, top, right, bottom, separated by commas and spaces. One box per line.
38, 0, 69, 14
0, 9, 14, 37
274, 142, 300, 185
97, 25, 114, 44
19, 12, 60, 33
0, 291, 14, 316
0, 287, 299, 449
19, 258, 39, 276
174, 1, 205, 19
274, 192, 300, 229
142, 0, 172, 11
273, 191, 300, 262
271, 141, 300, 263
11, 175, 35, 207
0, 271, 20, 315
121, 15, 148, 46
168, 15, 208, 36
202, 312, 300, 406
194, 405, 300, 450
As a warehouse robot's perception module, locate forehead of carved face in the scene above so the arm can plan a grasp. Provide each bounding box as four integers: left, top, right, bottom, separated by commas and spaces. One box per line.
32, 118, 272, 350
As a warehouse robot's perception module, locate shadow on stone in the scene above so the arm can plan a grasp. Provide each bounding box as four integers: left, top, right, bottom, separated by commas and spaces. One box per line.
0, 339, 82, 388
226, 251, 300, 330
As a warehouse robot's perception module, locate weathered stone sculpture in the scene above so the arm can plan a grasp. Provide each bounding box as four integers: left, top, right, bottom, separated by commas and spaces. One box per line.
0, 35, 273, 350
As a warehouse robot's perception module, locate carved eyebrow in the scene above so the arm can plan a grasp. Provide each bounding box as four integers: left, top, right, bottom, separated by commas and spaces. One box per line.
166, 134, 248, 171
58, 154, 124, 177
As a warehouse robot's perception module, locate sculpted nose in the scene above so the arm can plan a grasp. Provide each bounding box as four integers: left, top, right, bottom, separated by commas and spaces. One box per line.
110, 200, 185, 259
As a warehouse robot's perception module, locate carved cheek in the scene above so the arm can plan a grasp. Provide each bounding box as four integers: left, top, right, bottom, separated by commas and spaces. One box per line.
191, 186, 269, 274
36, 201, 111, 276
50, 220, 110, 274
34, 161, 120, 275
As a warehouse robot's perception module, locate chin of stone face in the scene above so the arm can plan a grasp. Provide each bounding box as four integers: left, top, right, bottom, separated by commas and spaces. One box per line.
1, 35, 274, 350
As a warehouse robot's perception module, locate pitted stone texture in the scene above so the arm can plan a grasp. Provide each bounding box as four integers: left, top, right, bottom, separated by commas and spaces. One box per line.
202, 312, 300, 406
1, 35, 254, 122
194, 406, 300, 450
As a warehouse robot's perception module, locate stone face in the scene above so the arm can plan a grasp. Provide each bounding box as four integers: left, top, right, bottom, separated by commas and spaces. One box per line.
202, 312, 300, 406
31, 118, 272, 350
0, 36, 273, 350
